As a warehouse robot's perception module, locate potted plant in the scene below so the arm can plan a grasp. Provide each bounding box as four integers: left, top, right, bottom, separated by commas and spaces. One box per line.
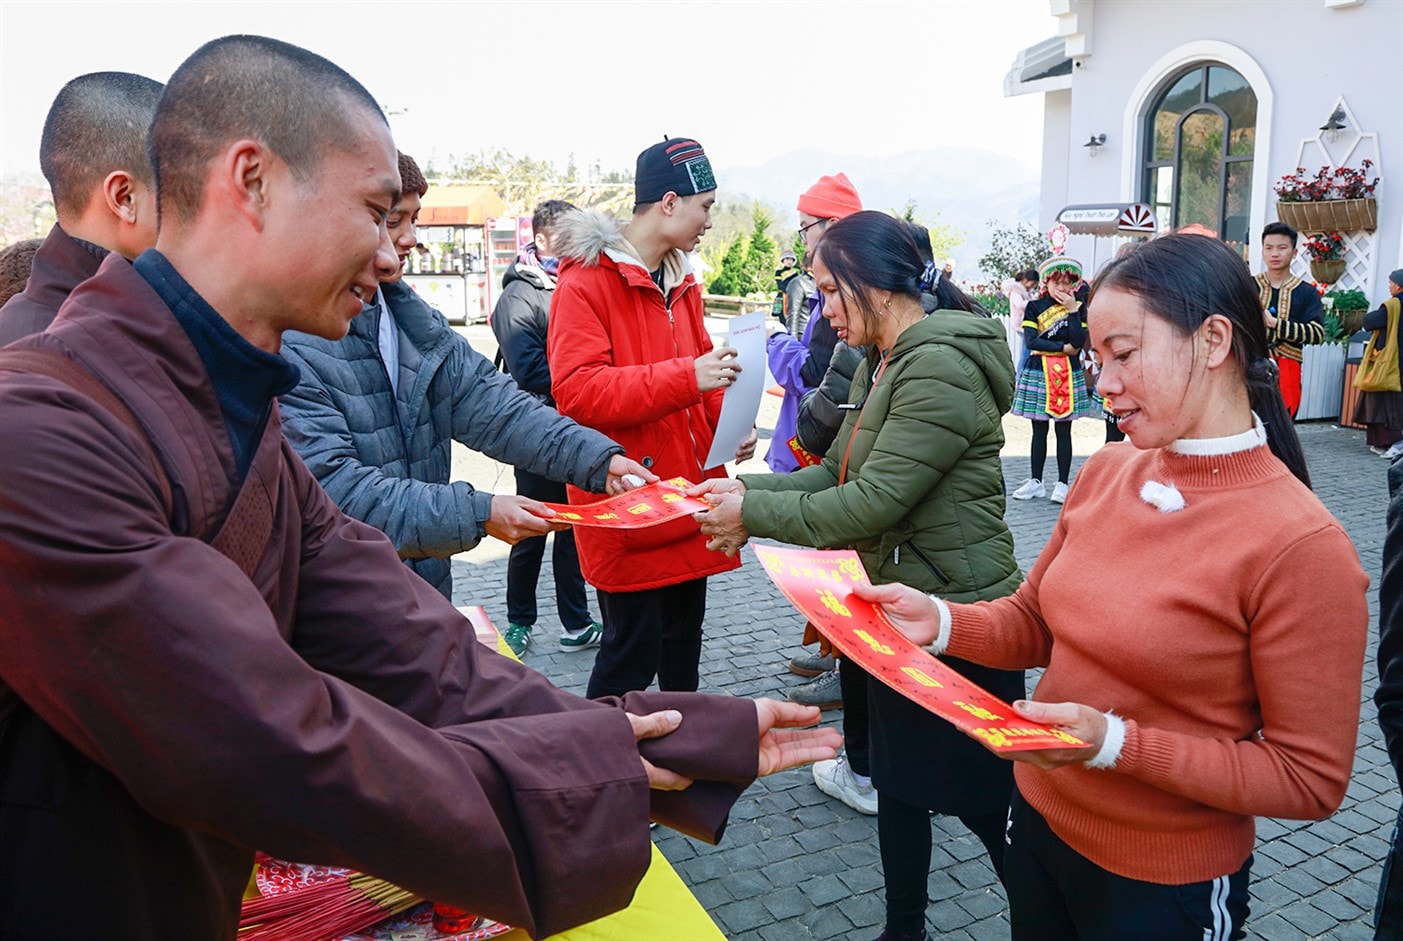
1325, 287, 1371, 335
1273, 160, 1378, 232
1304, 231, 1347, 285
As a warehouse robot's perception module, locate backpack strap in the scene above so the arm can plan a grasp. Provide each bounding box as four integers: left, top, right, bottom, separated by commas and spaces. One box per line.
0, 347, 173, 511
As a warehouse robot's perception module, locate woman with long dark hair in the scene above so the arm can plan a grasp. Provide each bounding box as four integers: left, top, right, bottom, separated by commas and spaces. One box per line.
690, 211, 1023, 941
860, 234, 1367, 940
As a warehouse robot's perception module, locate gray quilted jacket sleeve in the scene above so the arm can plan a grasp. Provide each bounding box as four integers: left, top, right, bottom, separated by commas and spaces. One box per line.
280, 292, 621, 559
280, 340, 492, 558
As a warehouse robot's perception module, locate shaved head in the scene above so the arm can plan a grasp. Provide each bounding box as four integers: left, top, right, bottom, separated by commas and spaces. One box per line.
149, 34, 389, 225
39, 72, 163, 219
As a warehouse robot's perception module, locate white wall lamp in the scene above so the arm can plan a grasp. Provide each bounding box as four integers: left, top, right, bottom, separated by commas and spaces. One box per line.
1083, 133, 1107, 157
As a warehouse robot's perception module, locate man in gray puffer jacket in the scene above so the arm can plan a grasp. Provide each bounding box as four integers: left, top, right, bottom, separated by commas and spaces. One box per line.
281, 153, 652, 609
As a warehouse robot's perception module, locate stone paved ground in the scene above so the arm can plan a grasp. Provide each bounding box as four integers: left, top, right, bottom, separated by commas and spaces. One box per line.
449, 321, 1394, 939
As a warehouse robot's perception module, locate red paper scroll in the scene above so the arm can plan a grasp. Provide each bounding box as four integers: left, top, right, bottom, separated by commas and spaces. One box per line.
753, 544, 1088, 753
542, 477, 711, 529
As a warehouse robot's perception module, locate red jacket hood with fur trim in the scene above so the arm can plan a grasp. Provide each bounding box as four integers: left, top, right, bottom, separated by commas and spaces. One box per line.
547, 210, 739, 591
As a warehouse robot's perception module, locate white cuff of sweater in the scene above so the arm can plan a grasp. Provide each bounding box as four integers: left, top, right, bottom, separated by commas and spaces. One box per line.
922, 595, 952, 655
1084, 712, 1126, 769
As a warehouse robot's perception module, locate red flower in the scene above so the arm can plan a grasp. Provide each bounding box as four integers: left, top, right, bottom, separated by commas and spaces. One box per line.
1304, 231, 1345, 261
1274, 162, 1378, 202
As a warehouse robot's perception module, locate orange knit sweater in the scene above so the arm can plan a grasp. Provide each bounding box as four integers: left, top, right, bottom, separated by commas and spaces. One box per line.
946, 442, 1368, 884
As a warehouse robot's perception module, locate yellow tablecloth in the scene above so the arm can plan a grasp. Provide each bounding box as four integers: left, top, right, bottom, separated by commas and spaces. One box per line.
471, 607, 724, 940
508, 843, 721, 941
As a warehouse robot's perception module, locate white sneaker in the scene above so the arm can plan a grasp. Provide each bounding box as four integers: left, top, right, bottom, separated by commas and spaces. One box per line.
1050, 481, 1069, 504
1386, 444, 1403, 460
812, 755, 878, 815
1011, 478, 1045, 500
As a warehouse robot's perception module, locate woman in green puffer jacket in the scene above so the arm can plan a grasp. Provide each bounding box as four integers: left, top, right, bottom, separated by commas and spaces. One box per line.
691, 211, 1022, 941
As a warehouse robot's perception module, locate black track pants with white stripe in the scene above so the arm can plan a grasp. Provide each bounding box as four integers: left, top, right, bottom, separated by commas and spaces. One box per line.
1004, 790, 1250, 941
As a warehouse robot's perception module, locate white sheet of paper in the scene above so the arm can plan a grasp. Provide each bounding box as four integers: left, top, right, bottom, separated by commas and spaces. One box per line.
704, 311, 767, 470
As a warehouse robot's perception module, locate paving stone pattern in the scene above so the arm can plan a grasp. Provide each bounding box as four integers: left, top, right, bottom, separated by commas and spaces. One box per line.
450, 330, 1395, 939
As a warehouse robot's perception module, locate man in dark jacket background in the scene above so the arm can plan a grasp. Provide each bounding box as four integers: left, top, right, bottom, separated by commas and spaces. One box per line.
0, 71, 162, 344
490, 199, 605, 656
280, 154, 654, 611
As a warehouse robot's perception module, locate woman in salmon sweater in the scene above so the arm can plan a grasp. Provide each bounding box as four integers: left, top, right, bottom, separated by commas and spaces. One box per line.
858, 234, 1369, 941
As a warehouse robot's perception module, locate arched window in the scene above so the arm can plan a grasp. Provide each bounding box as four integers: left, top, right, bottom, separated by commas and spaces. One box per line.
1142, 64, 1256, 253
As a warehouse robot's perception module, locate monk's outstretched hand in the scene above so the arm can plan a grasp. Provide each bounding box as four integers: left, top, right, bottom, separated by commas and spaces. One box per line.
754, 699, 842, 777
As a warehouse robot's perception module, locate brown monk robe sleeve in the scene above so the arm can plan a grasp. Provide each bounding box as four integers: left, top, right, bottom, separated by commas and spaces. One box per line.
0, 377, 758, 940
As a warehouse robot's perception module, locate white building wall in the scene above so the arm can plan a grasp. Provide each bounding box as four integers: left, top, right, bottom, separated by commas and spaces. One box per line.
1040, 90, 1072, 233
1046, 0, 1402, 293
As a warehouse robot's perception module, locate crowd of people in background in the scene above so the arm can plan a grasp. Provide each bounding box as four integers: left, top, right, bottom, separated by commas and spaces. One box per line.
0, 34, 1400, 941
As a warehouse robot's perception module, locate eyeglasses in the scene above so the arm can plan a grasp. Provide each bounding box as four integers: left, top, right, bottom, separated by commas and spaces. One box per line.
798, 219, 827, 244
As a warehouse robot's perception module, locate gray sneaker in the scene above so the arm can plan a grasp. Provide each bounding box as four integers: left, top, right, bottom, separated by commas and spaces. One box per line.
813, 754, 878, 815
788, 650, 836, 678
787, 669, 843, 709
559, 621, 603, 652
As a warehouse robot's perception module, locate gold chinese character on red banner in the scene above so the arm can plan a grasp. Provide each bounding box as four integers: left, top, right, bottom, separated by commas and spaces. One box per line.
753, 544, 1090, 754
816, 587, 851, 618
540, 480, 712, 530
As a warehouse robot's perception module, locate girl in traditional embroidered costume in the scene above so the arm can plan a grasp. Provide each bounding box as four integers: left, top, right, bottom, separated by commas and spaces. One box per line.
1010, 256, 1096, 504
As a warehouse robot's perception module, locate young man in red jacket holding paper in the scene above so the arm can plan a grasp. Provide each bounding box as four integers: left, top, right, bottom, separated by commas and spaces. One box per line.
547, 137, 756, 698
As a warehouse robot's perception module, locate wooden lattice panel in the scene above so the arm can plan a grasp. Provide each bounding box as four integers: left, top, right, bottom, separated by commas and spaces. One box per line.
1293, 231, 1376, 296
1282, 96, 1382, 297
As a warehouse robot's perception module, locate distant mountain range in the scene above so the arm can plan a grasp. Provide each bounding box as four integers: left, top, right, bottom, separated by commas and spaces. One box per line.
715, 146, 1040, 281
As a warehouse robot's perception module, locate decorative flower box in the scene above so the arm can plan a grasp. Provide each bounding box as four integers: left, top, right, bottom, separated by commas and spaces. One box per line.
1310, 258, 1347, 285
1276, 197, 1377, 233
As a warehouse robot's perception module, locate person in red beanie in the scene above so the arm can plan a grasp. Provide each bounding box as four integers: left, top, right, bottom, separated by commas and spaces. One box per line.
763, 173, 876, 814
770, 174, 865, 707
765, 172, 864, 477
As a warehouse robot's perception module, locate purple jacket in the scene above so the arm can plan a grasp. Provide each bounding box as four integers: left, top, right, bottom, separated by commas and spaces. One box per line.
765, 293, 822, 472
0, 255, 759, 940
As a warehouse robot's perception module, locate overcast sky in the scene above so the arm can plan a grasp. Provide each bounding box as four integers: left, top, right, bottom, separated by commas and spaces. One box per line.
1, 0, 1053, 180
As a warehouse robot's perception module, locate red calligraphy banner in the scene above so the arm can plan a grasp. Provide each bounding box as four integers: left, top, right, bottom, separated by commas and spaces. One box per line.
787, 436, 822, 468
542, 477, 711, 529
753, 544, 1088, 753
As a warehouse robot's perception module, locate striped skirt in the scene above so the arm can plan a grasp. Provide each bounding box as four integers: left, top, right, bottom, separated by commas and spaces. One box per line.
1011, 355, 1096, 421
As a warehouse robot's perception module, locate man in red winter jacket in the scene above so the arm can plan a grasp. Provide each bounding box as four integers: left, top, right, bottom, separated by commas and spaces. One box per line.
547, 137, 756, 698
